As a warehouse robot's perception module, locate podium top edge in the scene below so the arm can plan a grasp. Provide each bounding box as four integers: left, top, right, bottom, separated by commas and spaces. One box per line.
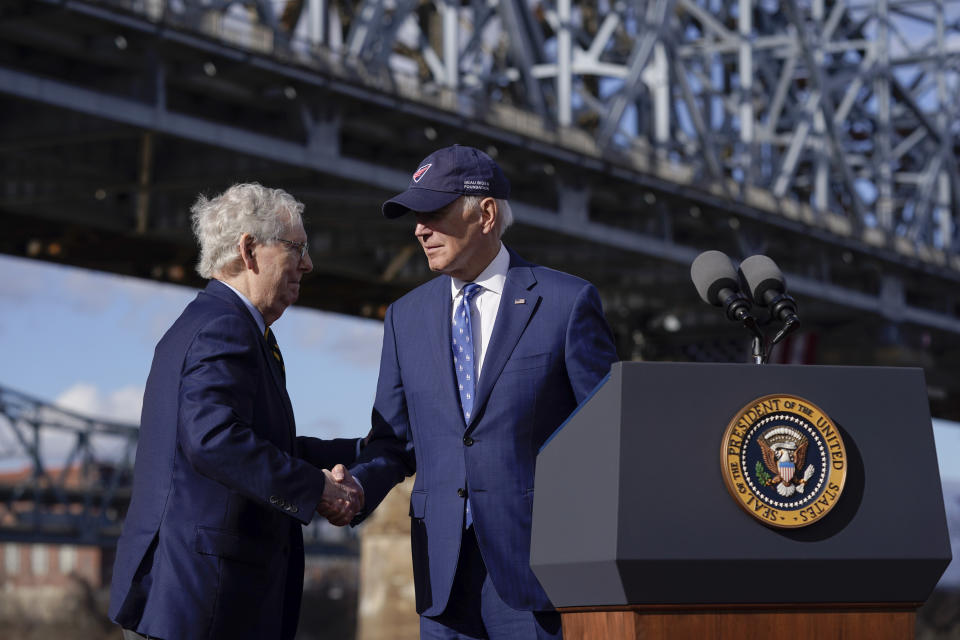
613, 361, 926, 374
556, 601, 924, 614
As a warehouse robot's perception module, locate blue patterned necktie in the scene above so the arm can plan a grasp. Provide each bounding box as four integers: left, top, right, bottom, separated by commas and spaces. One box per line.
452, 283, 482, 423
452, 283, 482, 528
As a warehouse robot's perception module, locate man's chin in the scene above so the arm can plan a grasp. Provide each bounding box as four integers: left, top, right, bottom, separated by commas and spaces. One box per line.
426, 256, 450, 273
274, 296, 297, 317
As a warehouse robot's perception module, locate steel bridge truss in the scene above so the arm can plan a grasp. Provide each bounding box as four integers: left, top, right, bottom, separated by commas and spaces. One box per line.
0, 385, 137, 545
3, 0, 960, 419
125, 0, 960, 268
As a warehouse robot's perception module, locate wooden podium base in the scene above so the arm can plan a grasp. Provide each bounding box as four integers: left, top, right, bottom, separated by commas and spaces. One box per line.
558, 604, 918, 640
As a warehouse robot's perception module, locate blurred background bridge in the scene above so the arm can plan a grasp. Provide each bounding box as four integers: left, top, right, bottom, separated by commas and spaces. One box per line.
0, 384, 135, 546
2, 0, 959, 418
0, 382, 356, 549
1, 0, 959, 636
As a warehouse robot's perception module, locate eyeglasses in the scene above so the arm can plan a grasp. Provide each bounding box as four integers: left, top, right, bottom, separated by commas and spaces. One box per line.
274, 237, 309, 260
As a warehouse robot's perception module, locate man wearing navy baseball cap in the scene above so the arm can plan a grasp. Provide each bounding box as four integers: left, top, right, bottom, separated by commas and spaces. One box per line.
350, 145, 618, 639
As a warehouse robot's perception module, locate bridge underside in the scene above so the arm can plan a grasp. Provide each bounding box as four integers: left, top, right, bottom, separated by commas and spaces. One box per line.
2, 1, 960, 420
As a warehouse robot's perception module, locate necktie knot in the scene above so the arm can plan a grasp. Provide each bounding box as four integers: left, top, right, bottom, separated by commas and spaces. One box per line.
462, 282, 482, 303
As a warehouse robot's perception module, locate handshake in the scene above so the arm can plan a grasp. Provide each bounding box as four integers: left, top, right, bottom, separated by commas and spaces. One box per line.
318, 464, 364, 526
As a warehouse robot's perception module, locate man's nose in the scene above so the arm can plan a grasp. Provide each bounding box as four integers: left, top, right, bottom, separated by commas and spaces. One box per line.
300, 252, 313, 273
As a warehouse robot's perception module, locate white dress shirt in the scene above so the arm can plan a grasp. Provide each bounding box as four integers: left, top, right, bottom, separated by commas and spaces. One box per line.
450, 243, 510, 383
450, 243, 509, 529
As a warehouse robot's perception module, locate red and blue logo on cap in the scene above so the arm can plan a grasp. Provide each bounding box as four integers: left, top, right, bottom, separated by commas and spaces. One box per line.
412, 164, 432, 183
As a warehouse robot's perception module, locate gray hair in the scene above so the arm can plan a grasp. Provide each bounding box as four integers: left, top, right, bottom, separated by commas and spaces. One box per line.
462, 195, 514, 237
190, 183, 304, 279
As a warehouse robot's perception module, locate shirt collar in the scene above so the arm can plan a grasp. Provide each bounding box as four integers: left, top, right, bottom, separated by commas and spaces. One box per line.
451, 243, 509, 299
217, 279, 267, 335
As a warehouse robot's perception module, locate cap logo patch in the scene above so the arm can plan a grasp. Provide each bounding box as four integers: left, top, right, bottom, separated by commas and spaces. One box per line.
413, 164, 432, 183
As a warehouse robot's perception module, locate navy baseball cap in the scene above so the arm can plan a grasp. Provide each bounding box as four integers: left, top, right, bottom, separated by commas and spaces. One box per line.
382, 145, 511, 218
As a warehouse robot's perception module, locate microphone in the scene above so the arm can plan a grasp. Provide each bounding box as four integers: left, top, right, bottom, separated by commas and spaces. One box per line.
737, 255, 801, 326
690, 250, 752, 322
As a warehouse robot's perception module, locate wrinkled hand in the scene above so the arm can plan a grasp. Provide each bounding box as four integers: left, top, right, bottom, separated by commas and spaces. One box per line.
317, 464, 364, 526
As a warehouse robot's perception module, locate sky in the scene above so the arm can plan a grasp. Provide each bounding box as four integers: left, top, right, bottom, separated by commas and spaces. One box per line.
1, 252, 959, 585
0, 254, 384, 443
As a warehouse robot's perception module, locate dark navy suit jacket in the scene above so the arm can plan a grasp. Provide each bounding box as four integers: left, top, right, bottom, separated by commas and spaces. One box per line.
351, 248, 618, 615
109, 280, 358, 640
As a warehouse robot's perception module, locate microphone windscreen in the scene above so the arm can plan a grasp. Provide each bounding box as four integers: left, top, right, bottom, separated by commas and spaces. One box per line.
691, 250, 738, 306
739, 254, 785, 303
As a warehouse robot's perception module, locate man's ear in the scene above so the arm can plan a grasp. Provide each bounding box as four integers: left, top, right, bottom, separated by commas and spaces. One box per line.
238, 233, 257, 270
478, 197, 498, 235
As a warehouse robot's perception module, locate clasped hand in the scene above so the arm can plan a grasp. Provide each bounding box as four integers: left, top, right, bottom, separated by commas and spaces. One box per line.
317, 464, 364, 526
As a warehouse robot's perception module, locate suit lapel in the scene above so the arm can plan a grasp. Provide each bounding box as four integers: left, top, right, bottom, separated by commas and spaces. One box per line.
468, 260, 539, 430
425, 277, 461, 414
205, 281, 297, 450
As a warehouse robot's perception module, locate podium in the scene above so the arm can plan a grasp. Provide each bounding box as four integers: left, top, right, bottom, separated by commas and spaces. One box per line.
531, 362, 951, 639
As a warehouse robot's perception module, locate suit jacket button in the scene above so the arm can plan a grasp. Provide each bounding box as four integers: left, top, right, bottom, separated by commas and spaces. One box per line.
291, 505, 299, 514
463, 436, 474, 446
270, 496, 280, 505
457, 488, 466, 498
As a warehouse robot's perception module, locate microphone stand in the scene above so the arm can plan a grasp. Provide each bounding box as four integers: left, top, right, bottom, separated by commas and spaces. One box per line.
719, 289, 767, 364
747, 313, 800, 365
742, 316, 766, 364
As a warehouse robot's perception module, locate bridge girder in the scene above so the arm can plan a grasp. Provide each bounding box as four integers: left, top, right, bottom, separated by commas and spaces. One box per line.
0, 386, 137, 545
262, 0, 960, 256
0, 0, 959, 419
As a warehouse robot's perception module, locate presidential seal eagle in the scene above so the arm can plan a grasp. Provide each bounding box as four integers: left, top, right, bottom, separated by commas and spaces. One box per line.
758, 426, 816, 497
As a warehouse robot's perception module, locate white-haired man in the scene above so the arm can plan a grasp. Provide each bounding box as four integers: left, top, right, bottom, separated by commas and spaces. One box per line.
109, 183, 362, 640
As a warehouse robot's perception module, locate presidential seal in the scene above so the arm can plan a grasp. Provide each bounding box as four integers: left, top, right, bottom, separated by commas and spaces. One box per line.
721, 394, 847, 528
